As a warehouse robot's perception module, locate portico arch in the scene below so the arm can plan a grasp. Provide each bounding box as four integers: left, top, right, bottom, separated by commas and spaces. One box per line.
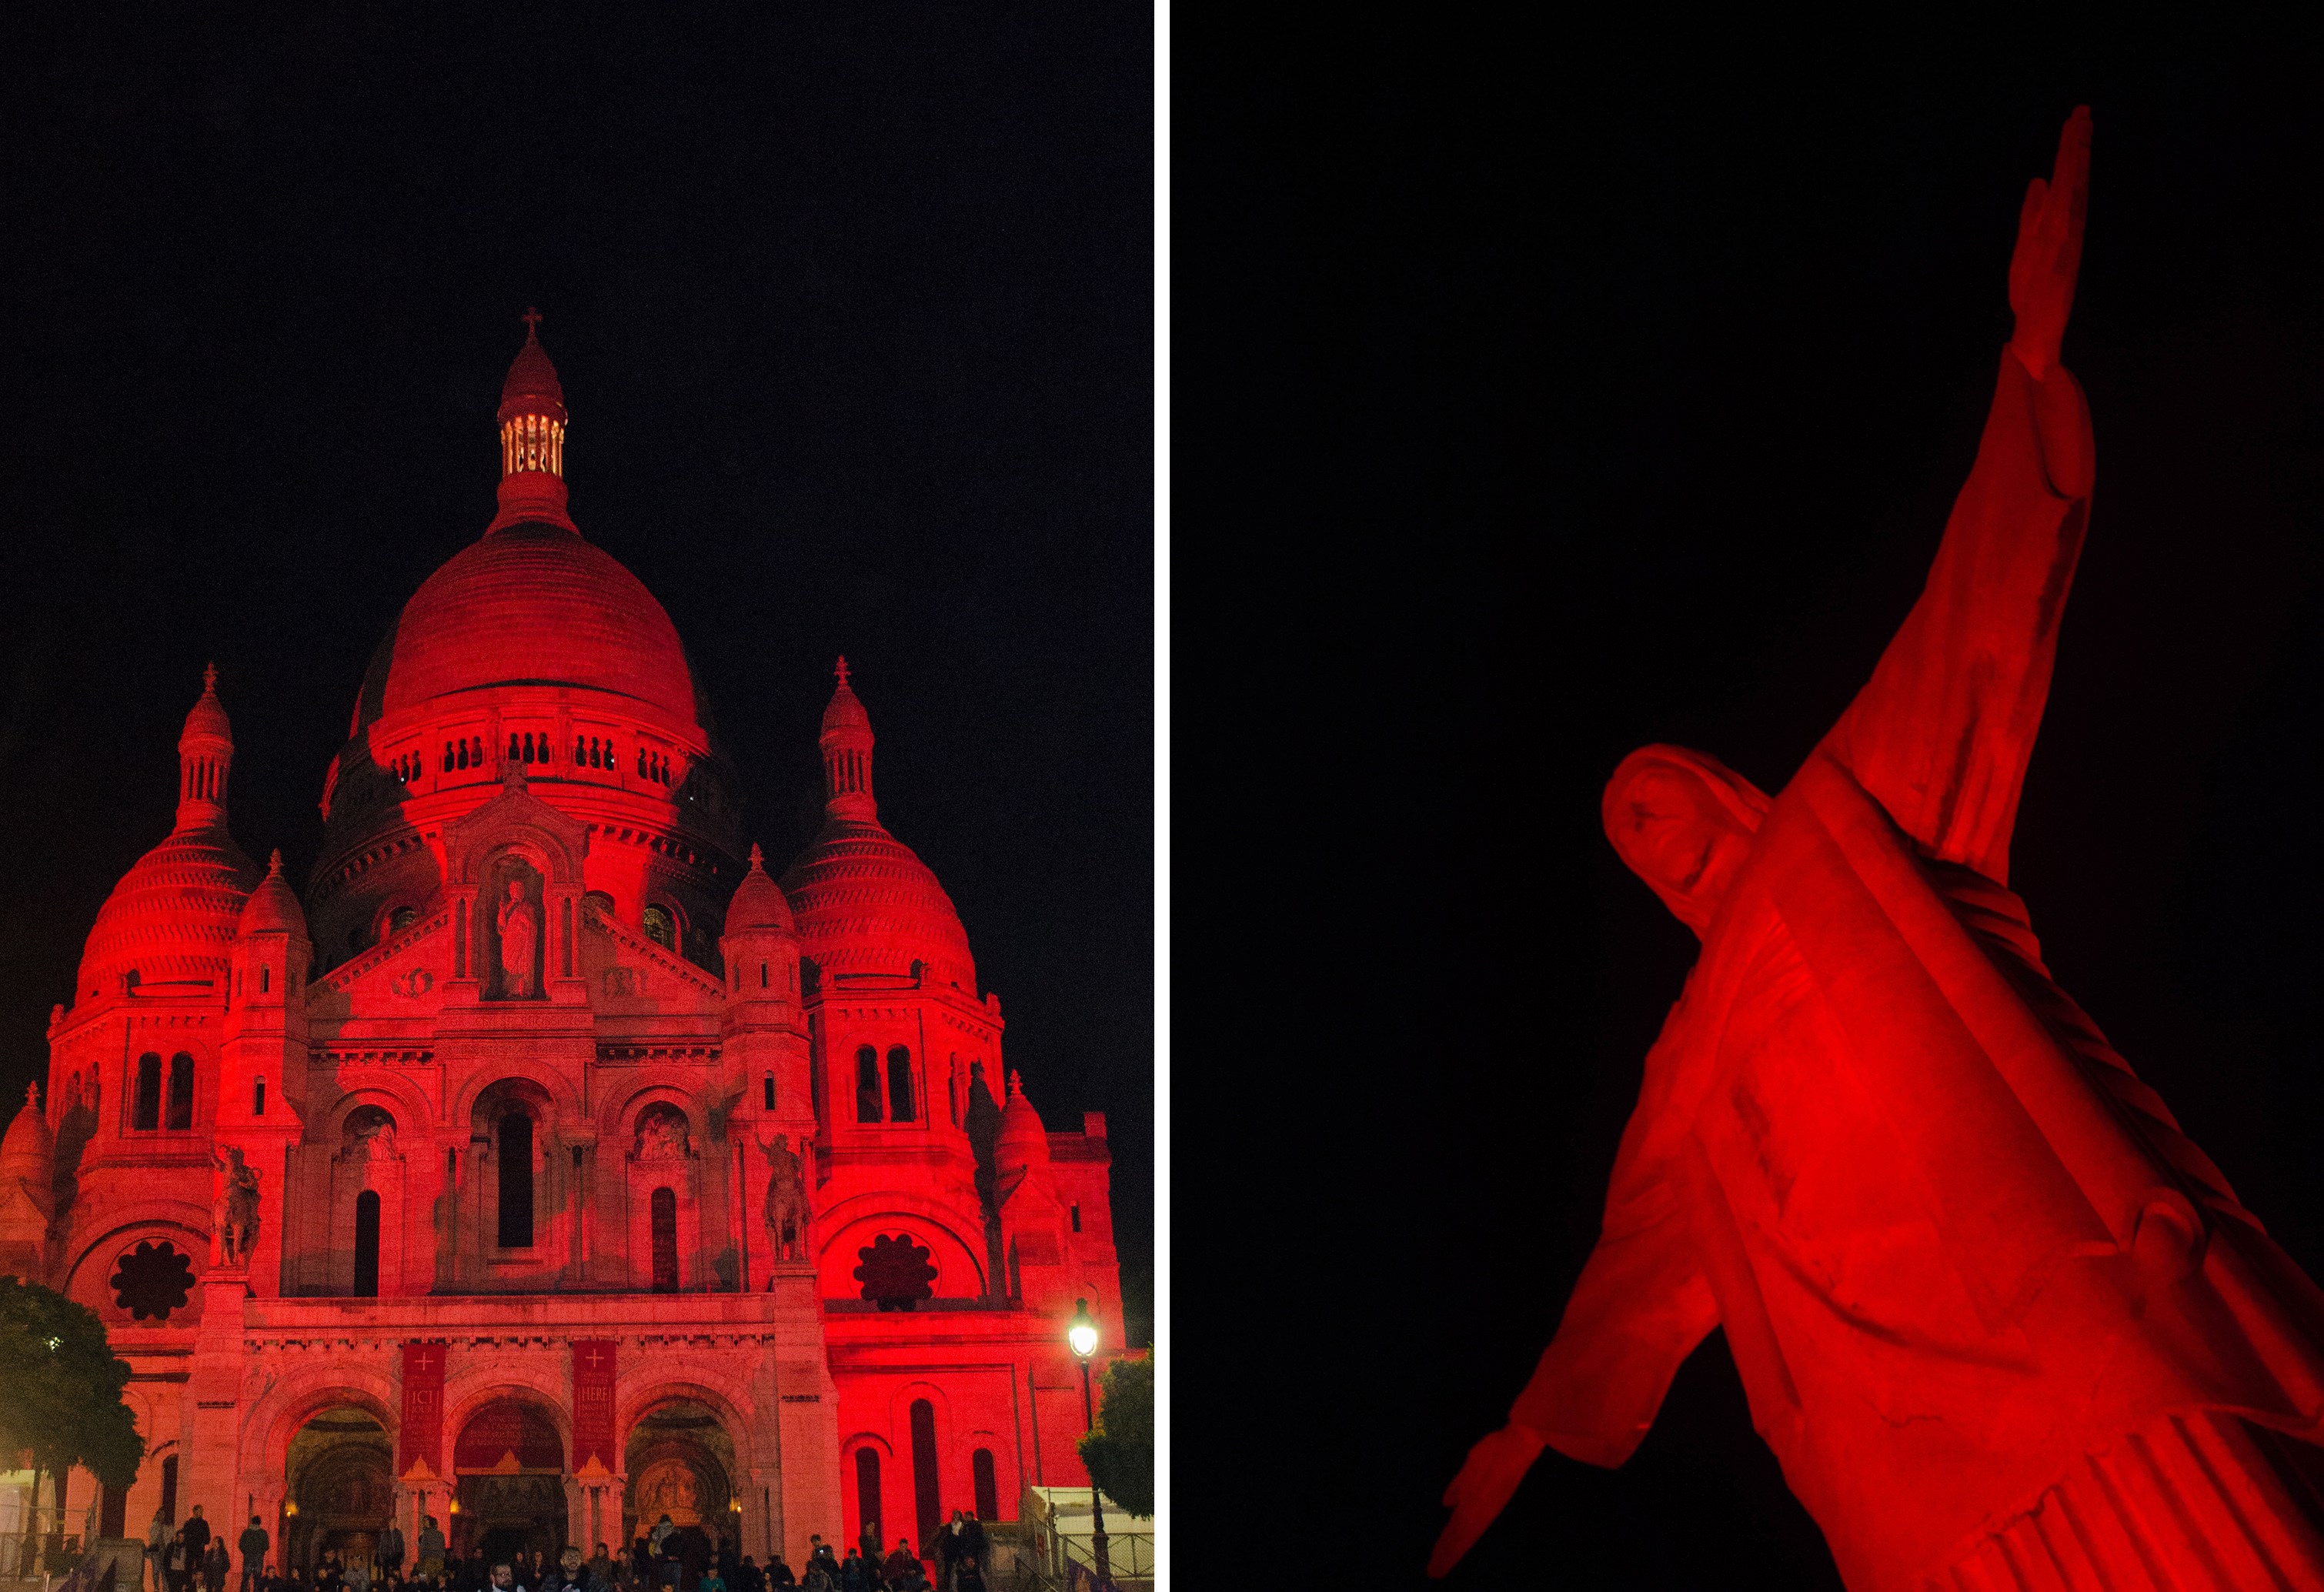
447, 1393, 569, 1566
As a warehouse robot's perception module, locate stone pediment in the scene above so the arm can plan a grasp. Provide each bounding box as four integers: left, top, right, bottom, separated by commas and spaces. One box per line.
582, 904, 726, 1002
443, 765, 589, 886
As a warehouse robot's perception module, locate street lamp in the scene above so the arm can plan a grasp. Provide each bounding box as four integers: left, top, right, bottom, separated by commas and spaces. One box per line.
1067, 1299, 1110, 1592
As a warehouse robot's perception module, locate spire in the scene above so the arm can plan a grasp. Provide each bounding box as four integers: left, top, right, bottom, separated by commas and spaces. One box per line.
489, 308, 577, 534
175, 665, 235, 833
819, 656, 877, 823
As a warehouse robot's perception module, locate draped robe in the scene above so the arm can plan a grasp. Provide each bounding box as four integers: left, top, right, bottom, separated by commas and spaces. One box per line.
1522, 349, 2324, 1590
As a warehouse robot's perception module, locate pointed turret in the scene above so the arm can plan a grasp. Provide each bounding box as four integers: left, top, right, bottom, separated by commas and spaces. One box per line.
489, 308, 578, 533
728, 844, 796, 935
0, 1083, 56, 1277
235, 849, 309, 942
996, 1069, 1050, 1183
175, 663, 235, 834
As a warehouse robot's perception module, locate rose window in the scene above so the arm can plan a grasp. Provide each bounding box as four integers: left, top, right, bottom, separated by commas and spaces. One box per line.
853, 1233, 937, 1311
111, 1240, 196, 1321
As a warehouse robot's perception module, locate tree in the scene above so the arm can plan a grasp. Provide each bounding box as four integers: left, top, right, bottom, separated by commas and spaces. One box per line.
0, 1277, 145, 1546
1075, 1350, 1154, 1520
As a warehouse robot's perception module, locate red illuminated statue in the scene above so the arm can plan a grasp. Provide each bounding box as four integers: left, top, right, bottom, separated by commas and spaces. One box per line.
1434, 108, 2324, 1589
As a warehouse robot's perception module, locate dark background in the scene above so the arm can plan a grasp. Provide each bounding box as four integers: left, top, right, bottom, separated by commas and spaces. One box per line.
0, 12, 1152, 1345
1269, 30, 2324, 1592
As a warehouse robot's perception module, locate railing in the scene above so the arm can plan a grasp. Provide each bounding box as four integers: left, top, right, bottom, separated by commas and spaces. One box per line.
0, 1529, 84, 1580
1011, 1530, 1153, 1592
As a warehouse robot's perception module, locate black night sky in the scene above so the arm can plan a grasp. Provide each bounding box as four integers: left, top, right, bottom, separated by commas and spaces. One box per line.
1282, 34, 2324, 1592
0, 13, 1151, 1340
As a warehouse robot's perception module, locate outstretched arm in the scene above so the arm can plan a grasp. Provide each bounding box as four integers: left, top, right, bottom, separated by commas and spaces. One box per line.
1429, 997, 1720, 1577
1819, 108, 2094, 887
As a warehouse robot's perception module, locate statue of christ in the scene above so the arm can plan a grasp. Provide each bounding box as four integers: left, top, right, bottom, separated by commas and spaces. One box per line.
1433, 108, 2324, 1590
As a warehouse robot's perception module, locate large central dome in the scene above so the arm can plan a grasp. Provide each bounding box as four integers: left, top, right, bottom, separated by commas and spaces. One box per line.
369, 522, 703, 725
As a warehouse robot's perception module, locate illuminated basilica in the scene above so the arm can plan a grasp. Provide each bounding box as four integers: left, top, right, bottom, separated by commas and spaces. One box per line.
0, 321, 1124, 1574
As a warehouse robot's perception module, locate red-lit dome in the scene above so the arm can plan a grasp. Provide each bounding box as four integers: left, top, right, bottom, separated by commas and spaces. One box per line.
80, 829, 263, 997
781, 819, 977, 986
369, 523, 704, 726
780, 662, 976, 989
78, 676, 262, 999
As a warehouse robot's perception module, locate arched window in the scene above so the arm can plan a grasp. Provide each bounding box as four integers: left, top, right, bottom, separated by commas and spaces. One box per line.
390, 906, 418, 936
444, 743, 455, 773
470, 736, 482, 766
165, 1053, 194, 1130
887, 1046, 914, 1122
763, 1075, 776, 1111
643, 904, 675, 950
353, 1190, 381, 1296
159, 1454, 179, 1524
856, 1046, 882, 1123
254, 1076, 266, 1117
910, 1399, 941, 1551
971, 1447, 998, 1524
650, 1186, 679, 1293
949, 1063, 960, 1129
259, 963, 269, 993
636, 747, 648, 778
583, 891, 614, 919
497, 1112, 534, 1248
133, 1054, 162, 1130
854, 1448, 882, 1545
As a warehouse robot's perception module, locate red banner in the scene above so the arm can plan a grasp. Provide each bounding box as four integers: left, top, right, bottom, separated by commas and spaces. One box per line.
571, 1340, 618, 1473
399, 1341, 446, 1482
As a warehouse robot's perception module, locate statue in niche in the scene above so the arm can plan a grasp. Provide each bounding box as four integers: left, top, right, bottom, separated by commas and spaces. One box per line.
1433, 112, 2324, 1590
342, 1107, 398, 1163
760, 1132, 813, 1262
209, 1143, 261, 1264
489, 856, 544, 1000
635, 1106, 690, 1162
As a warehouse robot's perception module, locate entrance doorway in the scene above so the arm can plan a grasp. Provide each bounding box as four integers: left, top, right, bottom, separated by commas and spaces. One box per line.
286, 1407, 394, 1572
452, 1399, 569, 1566
621, 1400, 736, 1567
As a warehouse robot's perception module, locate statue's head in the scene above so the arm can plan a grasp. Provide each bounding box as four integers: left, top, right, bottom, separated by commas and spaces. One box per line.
1604, 745, 1769, 936
506, 880, 524, 901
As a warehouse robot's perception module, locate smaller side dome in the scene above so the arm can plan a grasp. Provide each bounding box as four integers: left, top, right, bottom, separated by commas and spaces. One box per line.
995, 1070, 1050, 1178
237, 850, 308, 939
727, 844, 794, 933
1, 1082, 54, 1172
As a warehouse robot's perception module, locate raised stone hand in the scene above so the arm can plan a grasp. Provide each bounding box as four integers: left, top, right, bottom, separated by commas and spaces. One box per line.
2007, 106, 2091, 382
1427, 1422, 1547, 1577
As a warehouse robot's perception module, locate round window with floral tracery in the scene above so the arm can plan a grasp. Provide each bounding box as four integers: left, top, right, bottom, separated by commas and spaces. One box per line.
111, 1240, 195, 1321
853, 1233, 937, 1311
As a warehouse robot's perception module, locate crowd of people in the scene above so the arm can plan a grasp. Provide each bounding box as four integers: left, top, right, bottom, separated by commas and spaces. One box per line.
132, 1507, 1000, 1592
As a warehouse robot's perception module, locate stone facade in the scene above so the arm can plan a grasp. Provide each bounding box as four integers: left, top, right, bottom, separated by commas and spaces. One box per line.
2, 322, 1124, 1577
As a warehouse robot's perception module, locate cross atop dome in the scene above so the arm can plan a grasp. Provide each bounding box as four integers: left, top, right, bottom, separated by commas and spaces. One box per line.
522, 305, 543, 336
203, 661, 218, 693
835, 656, 850, 688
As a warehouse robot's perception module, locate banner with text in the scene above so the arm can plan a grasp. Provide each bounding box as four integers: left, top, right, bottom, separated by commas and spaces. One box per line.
571, 1339, 619, 1474
400, 1340, 447, 1482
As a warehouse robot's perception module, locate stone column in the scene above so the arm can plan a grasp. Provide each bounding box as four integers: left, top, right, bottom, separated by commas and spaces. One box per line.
185, 1272, 252, 1528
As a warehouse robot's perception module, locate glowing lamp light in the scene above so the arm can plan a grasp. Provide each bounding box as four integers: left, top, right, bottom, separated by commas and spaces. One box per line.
448, 1500, 460, 1515
1067, 1298, 1098, 1361
284, 1504, 299, 1517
